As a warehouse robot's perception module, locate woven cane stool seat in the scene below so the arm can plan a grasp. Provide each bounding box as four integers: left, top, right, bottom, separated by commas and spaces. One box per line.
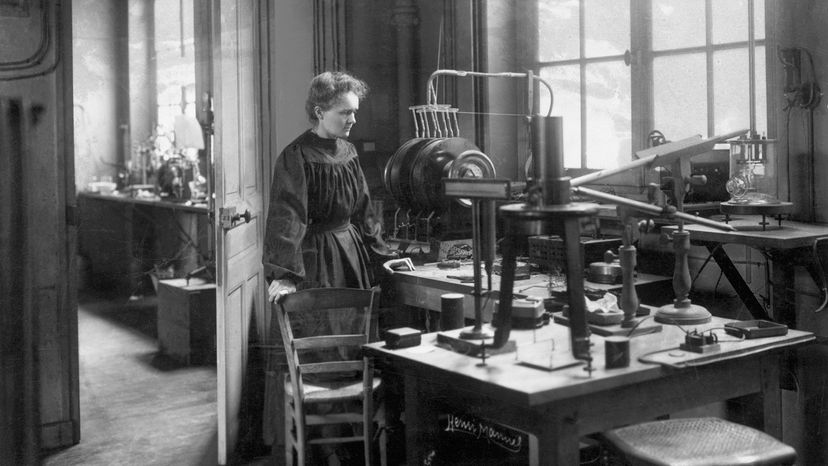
602, 417, 796, 466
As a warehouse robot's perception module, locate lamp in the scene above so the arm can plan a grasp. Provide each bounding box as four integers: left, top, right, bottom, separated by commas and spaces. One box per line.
174, 114, 205, 151
174, 114, 207, 202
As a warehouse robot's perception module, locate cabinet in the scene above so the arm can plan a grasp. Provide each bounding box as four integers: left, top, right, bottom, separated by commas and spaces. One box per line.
157, 278, 216, 365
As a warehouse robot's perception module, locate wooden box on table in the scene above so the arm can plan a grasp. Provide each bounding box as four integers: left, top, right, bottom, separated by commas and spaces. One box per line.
157, 278, 216, 365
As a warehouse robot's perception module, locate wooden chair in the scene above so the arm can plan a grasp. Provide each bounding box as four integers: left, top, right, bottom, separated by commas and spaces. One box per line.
275, 287, 384, 466
601, 417, 796, 465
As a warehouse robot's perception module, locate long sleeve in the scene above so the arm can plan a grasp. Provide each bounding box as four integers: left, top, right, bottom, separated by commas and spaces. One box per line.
263, 144, 308, 283
352, 164, 395, 259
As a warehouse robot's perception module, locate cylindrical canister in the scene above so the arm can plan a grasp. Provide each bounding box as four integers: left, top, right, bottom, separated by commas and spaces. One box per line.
440, 293, 466, 331
605, 336, 631, 369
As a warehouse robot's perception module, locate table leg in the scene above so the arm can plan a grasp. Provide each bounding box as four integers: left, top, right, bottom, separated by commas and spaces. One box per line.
529, 411, 580, 466
404, 373, 439, 465
706, 243, 771, 321
760, 354, 783, 439
770, 255, 799, 391
771, 255, 797, 328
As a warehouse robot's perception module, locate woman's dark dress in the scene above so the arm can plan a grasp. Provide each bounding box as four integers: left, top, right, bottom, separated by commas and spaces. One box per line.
263, 130, 385, 290
263, 129, 389, 365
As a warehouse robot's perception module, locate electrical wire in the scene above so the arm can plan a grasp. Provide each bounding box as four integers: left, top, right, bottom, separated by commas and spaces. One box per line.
812, 237, 828, 313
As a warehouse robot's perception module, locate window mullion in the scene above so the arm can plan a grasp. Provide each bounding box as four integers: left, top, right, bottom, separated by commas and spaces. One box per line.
706, 0, 715, 137
630, 0, 652, 154
748, 0, 757, 133
579, 0, 587, 168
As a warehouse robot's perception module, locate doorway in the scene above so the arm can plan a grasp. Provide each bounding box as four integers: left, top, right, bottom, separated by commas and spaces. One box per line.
53, 1, 223, 464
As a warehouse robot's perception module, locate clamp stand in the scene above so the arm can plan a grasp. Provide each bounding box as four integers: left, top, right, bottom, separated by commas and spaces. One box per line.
655, 224, 711, 325
441, 177, 512, 341
459, 195, 492, 340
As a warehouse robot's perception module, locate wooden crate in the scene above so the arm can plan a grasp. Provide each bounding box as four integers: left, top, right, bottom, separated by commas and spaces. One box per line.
157, 278, 216, 365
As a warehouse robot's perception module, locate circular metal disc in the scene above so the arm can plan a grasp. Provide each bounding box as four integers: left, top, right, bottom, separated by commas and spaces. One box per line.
720, 200, 794, 216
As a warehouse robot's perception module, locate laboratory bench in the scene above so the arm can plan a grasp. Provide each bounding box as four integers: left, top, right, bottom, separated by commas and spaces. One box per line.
390, 261, 673, 326
365, 317, 814, 465
662, 216, 828, 329
77, 191, 212, 296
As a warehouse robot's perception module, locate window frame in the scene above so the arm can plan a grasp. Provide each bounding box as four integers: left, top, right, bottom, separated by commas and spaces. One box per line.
524, 0, 767, 175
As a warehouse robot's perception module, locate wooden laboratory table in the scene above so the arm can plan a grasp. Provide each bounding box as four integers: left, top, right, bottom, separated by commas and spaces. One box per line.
364, 319, 814, 465
663, 216, 828, 328
77, 191, 211, 294
392, 262, 671, 321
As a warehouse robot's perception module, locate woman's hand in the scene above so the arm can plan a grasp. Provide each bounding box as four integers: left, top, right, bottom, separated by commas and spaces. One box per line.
382, 257, 415, 274
268, 278, 297, 303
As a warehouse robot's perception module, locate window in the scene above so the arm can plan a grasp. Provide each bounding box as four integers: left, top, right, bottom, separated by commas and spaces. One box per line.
154, 0, 197, 133
533, 0, 766, 169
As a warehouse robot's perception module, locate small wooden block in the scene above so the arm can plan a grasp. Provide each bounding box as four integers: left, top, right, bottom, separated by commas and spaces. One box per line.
385, 327, 422, 349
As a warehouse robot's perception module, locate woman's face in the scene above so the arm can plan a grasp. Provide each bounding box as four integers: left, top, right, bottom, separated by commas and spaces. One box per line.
314, 91, 359, 139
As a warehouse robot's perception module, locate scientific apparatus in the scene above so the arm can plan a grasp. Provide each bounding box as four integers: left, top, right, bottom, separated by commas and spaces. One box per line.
383, 69, 552, 246
722, 132, 793, 229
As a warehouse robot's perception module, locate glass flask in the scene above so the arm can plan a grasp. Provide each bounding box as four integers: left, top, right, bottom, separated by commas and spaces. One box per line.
726, 133, 779, 204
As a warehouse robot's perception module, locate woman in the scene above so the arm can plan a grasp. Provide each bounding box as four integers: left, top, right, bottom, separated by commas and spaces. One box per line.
263, 71, 410, 465
264, 71, 407, 302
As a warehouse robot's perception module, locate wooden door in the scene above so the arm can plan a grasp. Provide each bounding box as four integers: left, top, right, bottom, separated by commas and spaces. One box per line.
207, 1, 266, 463
0, 1, 78, 461
201, 1, 314, 462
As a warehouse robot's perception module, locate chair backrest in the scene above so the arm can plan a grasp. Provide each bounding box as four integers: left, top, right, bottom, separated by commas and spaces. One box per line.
275, 287, 379, 390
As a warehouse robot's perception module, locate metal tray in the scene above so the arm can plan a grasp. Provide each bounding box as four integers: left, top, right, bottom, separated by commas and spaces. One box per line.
723, 320, 788, 339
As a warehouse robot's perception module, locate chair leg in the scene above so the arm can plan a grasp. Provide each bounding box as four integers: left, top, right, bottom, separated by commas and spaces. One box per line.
284, 394, 294, 466
378, 420, 388, 466
364, 399, 373, 466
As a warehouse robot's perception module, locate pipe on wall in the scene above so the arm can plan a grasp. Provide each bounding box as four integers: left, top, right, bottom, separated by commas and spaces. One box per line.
392, 0, 418, 144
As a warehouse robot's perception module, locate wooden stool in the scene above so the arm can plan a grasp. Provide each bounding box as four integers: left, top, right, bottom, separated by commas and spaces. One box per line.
602, 417, 796, 465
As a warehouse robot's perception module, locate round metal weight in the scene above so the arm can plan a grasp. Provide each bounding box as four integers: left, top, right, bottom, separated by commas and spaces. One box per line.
384, 138, 429, 206
384, 137, 495, 213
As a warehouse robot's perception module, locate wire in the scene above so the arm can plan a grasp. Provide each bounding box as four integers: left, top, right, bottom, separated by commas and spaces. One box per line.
812, 237, 828, 313
625, 315, 654, 338
785, 105, 792, 203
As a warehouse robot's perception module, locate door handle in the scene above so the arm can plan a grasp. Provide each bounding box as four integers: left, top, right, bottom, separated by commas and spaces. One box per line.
219, 206, 254, 230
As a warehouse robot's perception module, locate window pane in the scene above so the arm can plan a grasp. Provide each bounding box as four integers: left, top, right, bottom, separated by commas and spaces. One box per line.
754, 0, 765, 40
155, 0, 182, 55
154, 0, 195, 132
755, 45, 767, 135
653, 53, 706, 139
713, 49, 749, 135
585, 62, 631, 168
538, 1, 579, 62
584, 0, 629, 57
652, 0, 705, 51
712, 0, 748, 44
540, 65, 582, 167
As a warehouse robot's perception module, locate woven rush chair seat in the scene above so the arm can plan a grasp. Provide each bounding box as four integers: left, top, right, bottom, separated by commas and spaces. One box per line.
286, 376, 382, 403
602, 417, 796, 466
275, 287, 385, 466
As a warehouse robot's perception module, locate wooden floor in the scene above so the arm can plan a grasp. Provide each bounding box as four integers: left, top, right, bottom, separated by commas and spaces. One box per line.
41, 291, 271, 466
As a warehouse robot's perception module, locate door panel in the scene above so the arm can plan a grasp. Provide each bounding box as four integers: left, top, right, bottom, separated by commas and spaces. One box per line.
211, 0, 266, 463
205, 0, 313, 462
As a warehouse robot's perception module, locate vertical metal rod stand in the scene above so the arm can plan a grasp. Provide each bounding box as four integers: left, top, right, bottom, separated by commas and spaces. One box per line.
460, 199, 493, 340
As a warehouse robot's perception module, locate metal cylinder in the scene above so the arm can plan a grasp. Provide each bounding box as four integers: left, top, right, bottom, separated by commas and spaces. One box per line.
605, 336, 631, 369
383, 137, 493, 213
531, 115, 568, 205
440, 293, 466, 331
